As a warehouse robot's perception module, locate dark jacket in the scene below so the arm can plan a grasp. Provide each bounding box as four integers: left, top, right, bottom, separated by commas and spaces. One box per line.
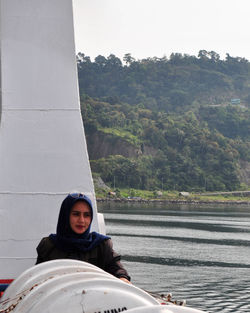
36, 237, 130, 281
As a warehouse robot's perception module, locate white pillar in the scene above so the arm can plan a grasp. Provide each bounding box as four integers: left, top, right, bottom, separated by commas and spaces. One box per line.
0, 0, 99, 278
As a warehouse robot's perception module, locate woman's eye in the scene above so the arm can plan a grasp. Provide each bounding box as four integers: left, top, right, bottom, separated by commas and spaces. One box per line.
71, 212, 90, 218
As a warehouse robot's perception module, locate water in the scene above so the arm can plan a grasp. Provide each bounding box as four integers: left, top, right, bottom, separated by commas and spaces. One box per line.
98, 201, 250, 313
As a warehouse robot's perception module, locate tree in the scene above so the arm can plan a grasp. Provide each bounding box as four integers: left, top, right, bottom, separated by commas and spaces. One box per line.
95, 55, 107, 68
123, 53, 135, 66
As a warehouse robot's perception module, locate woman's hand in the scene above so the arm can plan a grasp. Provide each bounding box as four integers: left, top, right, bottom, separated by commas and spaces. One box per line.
119, 277, 131, 284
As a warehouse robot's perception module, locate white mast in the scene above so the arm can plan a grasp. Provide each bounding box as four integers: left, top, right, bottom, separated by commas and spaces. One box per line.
0, 0, 100, 278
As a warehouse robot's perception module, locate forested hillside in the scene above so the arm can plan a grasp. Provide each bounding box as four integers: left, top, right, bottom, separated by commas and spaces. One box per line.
77, 51, 250, 192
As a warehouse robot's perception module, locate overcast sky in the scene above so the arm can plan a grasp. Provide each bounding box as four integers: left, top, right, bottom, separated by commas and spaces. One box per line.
72, 0, 250, 62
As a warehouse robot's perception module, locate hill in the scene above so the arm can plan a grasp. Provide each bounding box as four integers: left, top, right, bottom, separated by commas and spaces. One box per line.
77, 51, 250, 192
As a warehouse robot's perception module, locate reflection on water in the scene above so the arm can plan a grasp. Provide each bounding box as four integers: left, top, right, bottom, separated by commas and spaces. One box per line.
98, 202, 250, 313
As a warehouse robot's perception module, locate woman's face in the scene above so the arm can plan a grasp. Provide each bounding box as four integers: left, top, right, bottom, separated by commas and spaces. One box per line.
69, 201, 91, 234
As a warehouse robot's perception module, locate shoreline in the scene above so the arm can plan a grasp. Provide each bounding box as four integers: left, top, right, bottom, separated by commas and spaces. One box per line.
96, 197, 250, 205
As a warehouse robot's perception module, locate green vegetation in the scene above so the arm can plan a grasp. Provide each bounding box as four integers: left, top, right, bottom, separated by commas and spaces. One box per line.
94, 187, 250, 203
99, 127, 140, 146
77, 51, 250, 192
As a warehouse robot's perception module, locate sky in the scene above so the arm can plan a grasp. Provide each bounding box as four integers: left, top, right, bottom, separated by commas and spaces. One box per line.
72, 0, 250, 62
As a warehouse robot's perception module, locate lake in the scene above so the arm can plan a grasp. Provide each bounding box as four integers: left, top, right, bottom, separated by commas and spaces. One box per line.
98, 201, 250, 313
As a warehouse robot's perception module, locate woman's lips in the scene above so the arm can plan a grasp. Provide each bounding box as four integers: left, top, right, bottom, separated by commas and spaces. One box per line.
76, 225, 85, 229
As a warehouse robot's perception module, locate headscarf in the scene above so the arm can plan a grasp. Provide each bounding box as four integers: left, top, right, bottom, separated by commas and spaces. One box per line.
49, 193, 110, 253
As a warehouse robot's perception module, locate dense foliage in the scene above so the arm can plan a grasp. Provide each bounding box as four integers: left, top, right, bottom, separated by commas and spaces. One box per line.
77, 51, 250, 192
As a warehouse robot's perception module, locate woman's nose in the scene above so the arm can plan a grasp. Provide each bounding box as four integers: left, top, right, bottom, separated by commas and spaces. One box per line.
78, 214, 85, 221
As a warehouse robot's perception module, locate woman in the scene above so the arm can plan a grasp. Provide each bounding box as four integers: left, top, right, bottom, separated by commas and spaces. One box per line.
36, 193, 130, 283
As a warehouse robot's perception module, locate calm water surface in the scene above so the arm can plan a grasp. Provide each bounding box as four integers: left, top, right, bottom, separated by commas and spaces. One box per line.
98, 202, 250, 313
